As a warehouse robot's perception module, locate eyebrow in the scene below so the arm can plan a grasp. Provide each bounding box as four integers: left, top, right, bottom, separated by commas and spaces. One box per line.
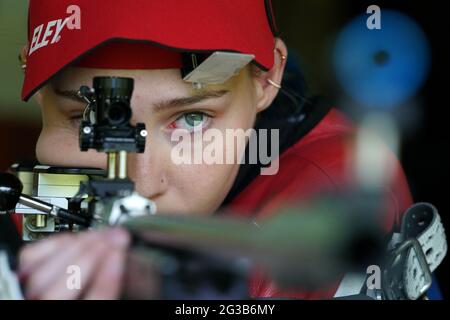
54, 88, 230, 110
153, 89, 230, 112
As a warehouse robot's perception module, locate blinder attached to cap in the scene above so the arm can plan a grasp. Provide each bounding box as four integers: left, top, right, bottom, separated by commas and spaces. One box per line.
181, 52, 255, 88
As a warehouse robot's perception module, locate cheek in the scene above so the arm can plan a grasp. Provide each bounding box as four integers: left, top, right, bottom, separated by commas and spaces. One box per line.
222, 95, 258, 133
36, 127, 106, 168
166, 161, 240, 215
214, 105, 258, 162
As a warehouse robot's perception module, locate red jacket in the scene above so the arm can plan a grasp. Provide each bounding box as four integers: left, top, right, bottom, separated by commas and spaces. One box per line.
226, 108, 413, 299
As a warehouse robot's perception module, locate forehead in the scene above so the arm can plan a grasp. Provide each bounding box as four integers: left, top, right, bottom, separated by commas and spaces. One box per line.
51, 67, 242, 99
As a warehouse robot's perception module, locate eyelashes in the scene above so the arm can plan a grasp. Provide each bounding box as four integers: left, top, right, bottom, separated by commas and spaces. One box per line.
68, 114, 83, 127
169, 112, 213, 133
68, 111, 214, 133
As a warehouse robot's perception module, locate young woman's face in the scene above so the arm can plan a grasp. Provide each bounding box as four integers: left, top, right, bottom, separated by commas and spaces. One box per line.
36, 67, 262, 216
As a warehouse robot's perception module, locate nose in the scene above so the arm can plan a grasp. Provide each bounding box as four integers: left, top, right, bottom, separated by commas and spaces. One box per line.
126, 149, 168, 200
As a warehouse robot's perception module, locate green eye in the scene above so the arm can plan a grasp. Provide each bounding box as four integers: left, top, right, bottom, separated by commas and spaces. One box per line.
173, 112, 211, 132
184, 113, 204, 127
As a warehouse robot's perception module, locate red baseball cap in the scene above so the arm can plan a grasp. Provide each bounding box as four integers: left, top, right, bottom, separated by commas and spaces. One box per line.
22, 0, 278, 101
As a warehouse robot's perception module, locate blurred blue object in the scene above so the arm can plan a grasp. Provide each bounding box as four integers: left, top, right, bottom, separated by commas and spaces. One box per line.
333, 10, 431, 109
428, 275, 444, 300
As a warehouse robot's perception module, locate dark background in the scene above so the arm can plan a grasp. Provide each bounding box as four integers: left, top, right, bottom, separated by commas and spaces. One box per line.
0, 1, 448, 298
273, 0, 449, 298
